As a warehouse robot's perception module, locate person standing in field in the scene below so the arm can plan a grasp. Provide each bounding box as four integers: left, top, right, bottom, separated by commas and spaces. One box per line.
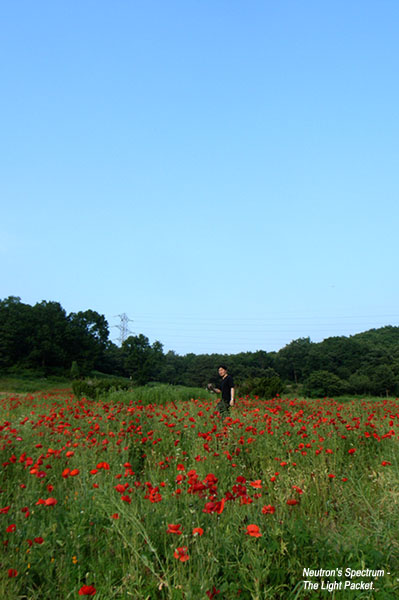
212, 365, 235, 416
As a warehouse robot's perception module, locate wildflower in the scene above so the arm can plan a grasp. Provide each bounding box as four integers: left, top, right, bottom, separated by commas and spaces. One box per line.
381, 461, 391, 466
78, 584, 96, 596
249, 480, 262, 489
202, 498, 225, 514
44, 497, 58, 506
6, 524, 16, 533
286, 498, 299, 506
167, 524, 183, 535
174, 546, 189, 562
96, 462, 110, 470
240, 496, 253, 505
262, 505, 275, 514
8, 568, 18, 578
348, 448, 356, 454
111, 513, 119, 519
115, 484, 128, 494
192, 527, 204, 536
206, 586, 220, 598
245, 524, 262, 537
34, 537, 44, 544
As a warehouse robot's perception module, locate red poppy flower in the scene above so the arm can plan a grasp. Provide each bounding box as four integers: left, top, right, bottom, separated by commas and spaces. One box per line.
216, 498, 225, 514
111, 513, 119, 519
8, 568, 18, 578
192, 527, 204, 536
96, 462, 110, 470
70, 468, 80, 476
34, 537, 44, 544
6, 524, 16, 533
115, 484, 128, 494
44, 497, 57, 506
249, 480, 262, 489
78, 584, 96, 596
167, 524, 183, 535
348, 448, 356, 454
206, 586, 220, 598
245, 524, 262, 537
262, 504, 276, 514
174, 546, 189, 561
286, 498, 299, 506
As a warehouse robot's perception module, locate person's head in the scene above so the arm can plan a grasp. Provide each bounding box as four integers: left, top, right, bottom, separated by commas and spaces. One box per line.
218, 365, 228, 377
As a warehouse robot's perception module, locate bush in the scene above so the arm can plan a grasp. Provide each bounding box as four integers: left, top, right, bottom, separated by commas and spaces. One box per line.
70, 361, 80, 380
239, 374, 284, 399
303, 370, 348, 397
72, 377, 133, 399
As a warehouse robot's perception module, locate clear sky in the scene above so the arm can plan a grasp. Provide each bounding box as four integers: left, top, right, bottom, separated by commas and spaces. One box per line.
2, 1, 399, 355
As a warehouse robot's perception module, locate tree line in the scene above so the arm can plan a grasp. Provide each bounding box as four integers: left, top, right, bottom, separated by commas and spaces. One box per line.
1, 296, 399, 397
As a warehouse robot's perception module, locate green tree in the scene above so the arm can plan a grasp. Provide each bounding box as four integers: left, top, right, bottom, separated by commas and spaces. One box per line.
67, 310, 110, 373
0, 296, 34, 369
27, 301, 69, 369
122, 334, 164, 385
274, 337, 313, 383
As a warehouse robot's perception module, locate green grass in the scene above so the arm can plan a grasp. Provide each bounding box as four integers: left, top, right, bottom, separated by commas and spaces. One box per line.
0, 374, 71, 394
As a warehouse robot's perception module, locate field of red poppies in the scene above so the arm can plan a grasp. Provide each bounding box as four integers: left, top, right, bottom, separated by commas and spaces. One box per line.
1, 388, 398, 599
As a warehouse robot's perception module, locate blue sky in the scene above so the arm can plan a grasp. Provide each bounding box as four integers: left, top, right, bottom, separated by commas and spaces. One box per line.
2, 1, 399, 355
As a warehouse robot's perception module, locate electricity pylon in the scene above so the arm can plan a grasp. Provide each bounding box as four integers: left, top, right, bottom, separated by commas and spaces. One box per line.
113, 313, 134, 345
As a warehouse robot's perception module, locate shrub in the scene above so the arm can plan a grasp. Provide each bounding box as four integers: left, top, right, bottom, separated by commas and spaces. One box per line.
303, 370, 348, 397
72, 377, 133, 399
239, 374, 284, 399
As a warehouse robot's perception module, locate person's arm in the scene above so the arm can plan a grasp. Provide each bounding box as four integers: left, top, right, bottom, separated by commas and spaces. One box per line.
214, 387, 221, 393
230, 387, 235, 406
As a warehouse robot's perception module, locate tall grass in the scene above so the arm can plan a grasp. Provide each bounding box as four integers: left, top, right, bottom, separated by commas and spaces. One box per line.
104, 384, 213, 405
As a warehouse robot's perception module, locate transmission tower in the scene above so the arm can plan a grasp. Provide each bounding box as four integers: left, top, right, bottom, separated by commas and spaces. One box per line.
113, 313, 134, 345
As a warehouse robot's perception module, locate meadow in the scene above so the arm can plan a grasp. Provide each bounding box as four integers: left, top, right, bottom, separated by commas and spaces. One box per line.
1, 385, 398, 599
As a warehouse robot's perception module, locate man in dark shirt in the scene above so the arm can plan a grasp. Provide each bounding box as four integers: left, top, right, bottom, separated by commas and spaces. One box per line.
213, 365, 235, 416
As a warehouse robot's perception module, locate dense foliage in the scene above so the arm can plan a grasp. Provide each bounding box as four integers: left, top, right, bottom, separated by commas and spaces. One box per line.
1, 296, 399, 397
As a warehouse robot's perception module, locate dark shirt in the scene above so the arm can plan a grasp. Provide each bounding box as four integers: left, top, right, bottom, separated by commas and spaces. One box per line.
221, 374, 234, 403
